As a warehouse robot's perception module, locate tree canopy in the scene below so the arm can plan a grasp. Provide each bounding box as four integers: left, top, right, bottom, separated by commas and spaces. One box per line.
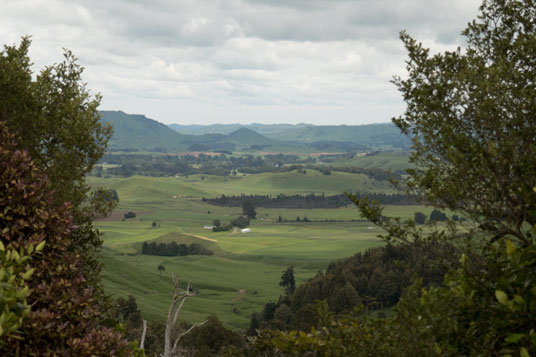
392, 0, 536, 245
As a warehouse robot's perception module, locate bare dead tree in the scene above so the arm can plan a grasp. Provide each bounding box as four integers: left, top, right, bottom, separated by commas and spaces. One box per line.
162, 273, 207, 357
139, 319, 147, 350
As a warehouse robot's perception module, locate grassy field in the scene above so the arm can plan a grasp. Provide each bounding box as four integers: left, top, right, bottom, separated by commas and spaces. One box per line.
90, 170, 431, 330
331, 152, 412, 171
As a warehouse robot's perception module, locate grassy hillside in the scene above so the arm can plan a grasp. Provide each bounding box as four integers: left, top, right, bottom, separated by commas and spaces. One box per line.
169, 123, 312, 136
102, 111, 304, 153
263, 123, 410, 149
100, 111, 190, 152
331, 152, 413, 171
89, 171, 435, 330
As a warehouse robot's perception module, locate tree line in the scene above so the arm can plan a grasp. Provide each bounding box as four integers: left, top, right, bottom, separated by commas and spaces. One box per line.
97, 152, 311, 177
95, 152, 402, 183
141, 241, 213, 257
203, 192, 416, 209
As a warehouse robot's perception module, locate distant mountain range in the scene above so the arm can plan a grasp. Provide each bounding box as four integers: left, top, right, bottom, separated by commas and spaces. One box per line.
100, 111, 409, 153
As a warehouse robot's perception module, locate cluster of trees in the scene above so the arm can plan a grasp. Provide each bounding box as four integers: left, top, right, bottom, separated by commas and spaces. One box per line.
124, 211, 136, 219
141, 242, 213, 257
204, 192, 415, 209
317, 166, 404, 182
247, 242, 457, 333
97, 152, 312, 177
212, 219, 232, 232
96, 152, 405, 185
212, 215, 251, 232
413, 209, 459, 224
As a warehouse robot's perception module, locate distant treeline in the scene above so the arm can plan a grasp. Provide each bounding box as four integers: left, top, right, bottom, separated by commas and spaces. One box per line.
97, 153, 310, 177
141, 241, 213, 256
203, 192, 416, 209
319, 166, 405, 181
95, 153, 402, 183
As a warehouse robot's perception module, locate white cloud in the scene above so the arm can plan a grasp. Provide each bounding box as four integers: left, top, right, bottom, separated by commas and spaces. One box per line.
0, 0, 481, 125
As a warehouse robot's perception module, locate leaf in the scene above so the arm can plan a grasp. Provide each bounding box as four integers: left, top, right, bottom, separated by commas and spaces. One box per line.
505, 333, 525, 343
21, 268, 34, 280
505, 239, 516, 255
495, 290, 509, 305
35, 240, 46, 252
520, 347, 529, 357
12, 250, 20, 263
0, 241, 4, 251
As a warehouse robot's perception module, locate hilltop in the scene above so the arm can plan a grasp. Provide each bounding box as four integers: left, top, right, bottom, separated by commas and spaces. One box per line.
100, 110, 410, 154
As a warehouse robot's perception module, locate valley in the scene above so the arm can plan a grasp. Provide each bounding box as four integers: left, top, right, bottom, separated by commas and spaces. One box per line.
90, 170, 430, 330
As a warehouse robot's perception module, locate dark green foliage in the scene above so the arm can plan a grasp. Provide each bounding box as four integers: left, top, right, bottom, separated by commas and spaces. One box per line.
230, 216, 250, 229
429, 208, 447, 222
279, 267, 296, 296
292, 243, 454, 313
113, 295, 142, 335
392, 0, 536, 246
319, 166, 331, 175
124, 211, 136, 219
180, 315, 244, 356
141, 241, 213, 256
242, 201, 257, 219
204, 192, 414, 209
318, 165, 403, 182
250, 239, 536, 356
213, 223, 233, 232
413, 211, 426, 224
246, 313, 261, 337
248, 242, 457, 334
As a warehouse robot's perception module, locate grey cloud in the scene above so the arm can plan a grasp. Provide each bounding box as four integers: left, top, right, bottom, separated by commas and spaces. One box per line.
1, 0, 482, 125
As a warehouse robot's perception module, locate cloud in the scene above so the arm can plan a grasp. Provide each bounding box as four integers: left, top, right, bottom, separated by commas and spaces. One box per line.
0, 0, 481, 125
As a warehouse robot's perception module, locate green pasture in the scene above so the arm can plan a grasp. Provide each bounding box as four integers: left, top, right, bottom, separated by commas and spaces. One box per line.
91, 171, 436, 330
331, 152, 412, 171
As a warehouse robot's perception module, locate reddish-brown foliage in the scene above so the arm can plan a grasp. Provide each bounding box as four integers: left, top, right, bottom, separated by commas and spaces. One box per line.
0, 122, 134, 355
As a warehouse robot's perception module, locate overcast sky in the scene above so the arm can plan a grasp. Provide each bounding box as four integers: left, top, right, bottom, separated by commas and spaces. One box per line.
2, 0, 481, 125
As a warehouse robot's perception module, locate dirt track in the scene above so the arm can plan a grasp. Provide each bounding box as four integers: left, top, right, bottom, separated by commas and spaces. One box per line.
182, 233, 218, 243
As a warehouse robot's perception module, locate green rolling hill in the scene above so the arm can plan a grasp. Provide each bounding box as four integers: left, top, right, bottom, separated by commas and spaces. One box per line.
101, 110, 409, 153
100, 111, 190, 152
100, 111, 288, 153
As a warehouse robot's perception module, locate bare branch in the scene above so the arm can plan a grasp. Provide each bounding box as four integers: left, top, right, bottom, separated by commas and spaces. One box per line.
139, 319, 147, 350
171, 320, 208, 355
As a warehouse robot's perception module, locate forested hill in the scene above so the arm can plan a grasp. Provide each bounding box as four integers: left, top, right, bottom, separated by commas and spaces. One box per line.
100, 110, 410, 153
169, 122, 312, 136
99, 111, 286, 152
100, 110, 190, 152
263, 123, 410, 147
170, 122, 410, 149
